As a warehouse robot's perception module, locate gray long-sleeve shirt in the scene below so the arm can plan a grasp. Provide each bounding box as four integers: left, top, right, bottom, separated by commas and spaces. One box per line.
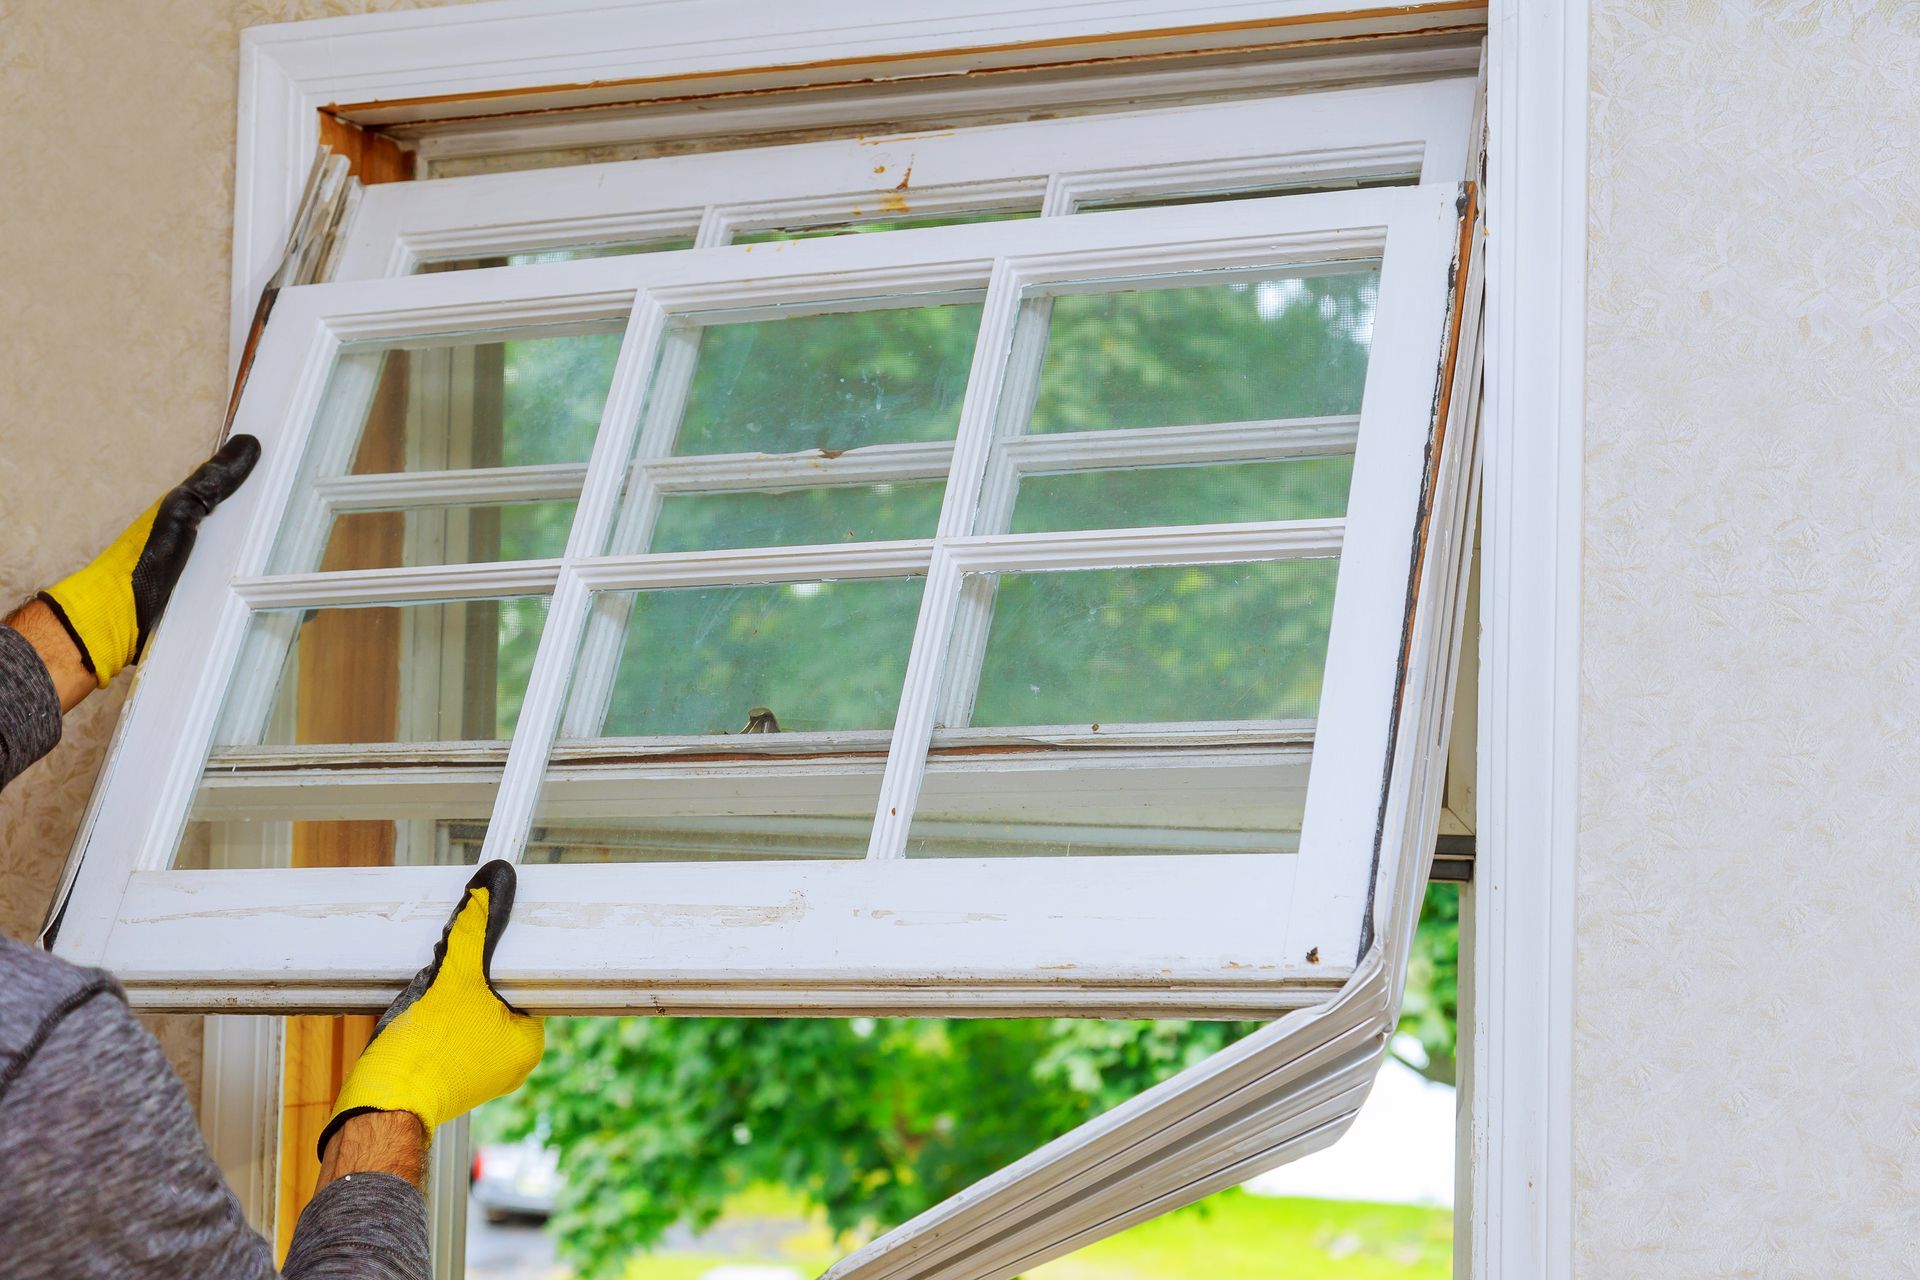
0, 624, 431, 1278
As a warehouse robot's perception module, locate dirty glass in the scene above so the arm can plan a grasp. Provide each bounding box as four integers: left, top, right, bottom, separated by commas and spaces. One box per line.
561, 579, 924, 740
664, 301, 984, 457
1006, 457, 1353, 534
305, 327, 624, 479
1015, 268, 1378, 433
212, 597, 550, 747
955, 560, 1339, 728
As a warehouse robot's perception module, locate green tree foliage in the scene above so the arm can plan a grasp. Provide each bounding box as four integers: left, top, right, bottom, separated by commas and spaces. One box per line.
486, 1017, 1259, 1277
1396, 882, 1460, 1085
493, 927, 1455, 1280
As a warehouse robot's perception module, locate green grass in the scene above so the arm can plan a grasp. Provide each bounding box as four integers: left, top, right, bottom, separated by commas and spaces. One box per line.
1025, 1191, 1450, 1279
614, 1190, 1449, 1280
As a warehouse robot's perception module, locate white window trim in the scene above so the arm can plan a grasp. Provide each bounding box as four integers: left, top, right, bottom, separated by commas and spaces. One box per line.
191, 3, 1581, 1275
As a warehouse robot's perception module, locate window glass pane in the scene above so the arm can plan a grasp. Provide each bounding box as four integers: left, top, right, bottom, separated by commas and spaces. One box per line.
731, 209, 1038, 244
906, 752, 1305, 859
417, 240, 692, 273
956, 560, 1338, 729
1072, 171, 1415, 214
175, 813, 491, 870
650, 482, 945, 552
306, 326, 623, 481
275, 500, 577, 574
1016, 268, 1377, 434
1008, 457, 1353, 534
523, 776, 881, 865
563, 579, 923, 739
666, 301, 984, 457
213, 597, 550, 747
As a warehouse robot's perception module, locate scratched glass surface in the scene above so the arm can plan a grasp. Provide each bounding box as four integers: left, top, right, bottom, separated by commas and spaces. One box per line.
663, 300, 984, 457
1005, 457, 1354, 535
559, 578, 925, 740
1009, 267, 1378, 434
210, 597, 550, 747
301, 326, 623, 480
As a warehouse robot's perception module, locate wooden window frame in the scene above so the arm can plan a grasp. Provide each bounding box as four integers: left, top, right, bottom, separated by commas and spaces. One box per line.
139, 2, 1580, 1276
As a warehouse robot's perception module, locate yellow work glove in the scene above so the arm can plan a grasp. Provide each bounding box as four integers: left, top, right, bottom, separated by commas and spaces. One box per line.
40, 435, 261, 688
319, 861, 546, 1157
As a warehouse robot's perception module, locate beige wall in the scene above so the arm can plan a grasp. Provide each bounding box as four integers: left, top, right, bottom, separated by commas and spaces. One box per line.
0, 0, 473, 1086
1580, 1, 1920, 1272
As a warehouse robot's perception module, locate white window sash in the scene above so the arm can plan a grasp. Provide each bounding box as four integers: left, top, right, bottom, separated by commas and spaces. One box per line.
55, 184, 1465, 1026
334, 80, 1473, 278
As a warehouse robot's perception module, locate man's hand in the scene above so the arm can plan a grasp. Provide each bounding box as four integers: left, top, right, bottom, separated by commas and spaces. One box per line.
40, 435, 260, 689
318, 861, 546, 1160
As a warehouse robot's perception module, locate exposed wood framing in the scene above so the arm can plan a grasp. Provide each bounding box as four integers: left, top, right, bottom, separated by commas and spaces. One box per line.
317, 111, 414, 184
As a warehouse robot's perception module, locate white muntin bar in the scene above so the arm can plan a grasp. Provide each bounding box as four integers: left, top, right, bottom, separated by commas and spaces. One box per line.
864, 255, 1028, 861
941, 281, 1056, 725
556, 314, 696, 740
232, 560, 563, 609
468, 298, 675, 868
645, 441, 956, 492
313, 462, 591, 510
996, 416, 1361, 472
571, 540, 935, 591
942, 519, 1345, 574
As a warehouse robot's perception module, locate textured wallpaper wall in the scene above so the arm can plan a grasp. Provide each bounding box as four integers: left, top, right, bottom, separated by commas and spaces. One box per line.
0, 0, 474, 1089
1580, 1, 1920, 1272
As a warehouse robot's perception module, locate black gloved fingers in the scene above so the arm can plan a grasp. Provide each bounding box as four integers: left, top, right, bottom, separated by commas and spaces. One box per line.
129, 435, 262, 661
165, 434, 262, 526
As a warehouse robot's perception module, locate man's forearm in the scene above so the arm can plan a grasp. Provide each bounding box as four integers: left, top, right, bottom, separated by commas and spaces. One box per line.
282, 1114, 431, 1280
5, 598, 94, 713
0, 619, 65, 794
317, 1111, 426, 1191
